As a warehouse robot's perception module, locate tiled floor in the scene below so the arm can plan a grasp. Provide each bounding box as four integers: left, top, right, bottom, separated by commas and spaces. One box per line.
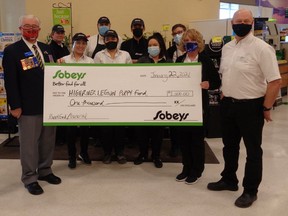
0, 96, 287, 216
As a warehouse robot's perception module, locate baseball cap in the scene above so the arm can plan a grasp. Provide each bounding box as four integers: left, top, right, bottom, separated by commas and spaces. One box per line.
72, 33, 88, 42
52, 24, 65, 33
98, 16, 110, 24
131, 18, 145, 28
104, 30, 118, 39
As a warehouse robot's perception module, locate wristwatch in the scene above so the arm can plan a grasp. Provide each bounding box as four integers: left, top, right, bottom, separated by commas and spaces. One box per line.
263, 106, 272, 111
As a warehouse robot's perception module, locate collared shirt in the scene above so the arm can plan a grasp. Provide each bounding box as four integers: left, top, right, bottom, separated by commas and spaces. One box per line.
120, 36, 148, 60
220, 32, 281, 99
62, 53, 94, 63
22, 37, 44, 62
94, 49, 132, 64
173, 47, 185, 62
86, 33, 123, 57
49, 40, 70, 62
183, 54, 198, 63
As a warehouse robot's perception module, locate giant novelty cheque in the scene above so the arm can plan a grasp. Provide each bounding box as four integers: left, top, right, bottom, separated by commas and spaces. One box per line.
44, 63, 203, 126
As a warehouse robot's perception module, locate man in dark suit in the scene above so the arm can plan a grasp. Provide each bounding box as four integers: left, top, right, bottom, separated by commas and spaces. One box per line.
3, 15, 61, 195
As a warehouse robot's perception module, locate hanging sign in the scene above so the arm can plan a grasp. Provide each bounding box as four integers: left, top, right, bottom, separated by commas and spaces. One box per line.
52, 8, 71, 26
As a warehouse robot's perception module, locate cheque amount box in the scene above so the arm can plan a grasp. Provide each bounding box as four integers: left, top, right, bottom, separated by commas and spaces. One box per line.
167, 90, 193, 97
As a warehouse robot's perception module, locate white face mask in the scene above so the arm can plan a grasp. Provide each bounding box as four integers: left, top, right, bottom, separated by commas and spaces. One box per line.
148, 46, 160, 57
173, 33, 183, 45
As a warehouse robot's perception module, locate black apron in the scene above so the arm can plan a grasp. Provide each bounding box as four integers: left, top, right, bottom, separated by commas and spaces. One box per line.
91, 35, 106, 59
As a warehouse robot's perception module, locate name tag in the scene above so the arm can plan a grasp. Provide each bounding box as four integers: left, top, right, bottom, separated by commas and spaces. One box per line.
24, 51, 33, 57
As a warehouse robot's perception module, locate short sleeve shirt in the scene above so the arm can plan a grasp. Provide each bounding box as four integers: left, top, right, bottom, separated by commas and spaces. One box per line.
220, 32, 281, 99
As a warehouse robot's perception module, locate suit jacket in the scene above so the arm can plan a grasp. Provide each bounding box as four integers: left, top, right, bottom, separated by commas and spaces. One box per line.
3, 39, 53, 115
166, 44, 177, 60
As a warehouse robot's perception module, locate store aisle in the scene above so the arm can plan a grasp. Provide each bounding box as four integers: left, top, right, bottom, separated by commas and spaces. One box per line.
0, 98, 287, 216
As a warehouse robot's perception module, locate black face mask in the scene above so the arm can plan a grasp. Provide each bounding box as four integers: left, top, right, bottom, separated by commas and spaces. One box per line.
133, 28, 143, 38
232, 24, 252, 37
105, 41, 117, 50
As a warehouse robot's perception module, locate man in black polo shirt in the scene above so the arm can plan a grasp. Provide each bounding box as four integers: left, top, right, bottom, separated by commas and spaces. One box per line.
49, 24, 70, 62
49, 24, 70, 145
120, 18, 148, 63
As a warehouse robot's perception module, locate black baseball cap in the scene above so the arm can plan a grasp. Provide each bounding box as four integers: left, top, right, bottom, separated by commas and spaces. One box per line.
104, 30, 118, 39
72, 33, 88, 42
131, 18, 145, 28
98, 16, 110, 24
52, 24, 65, 33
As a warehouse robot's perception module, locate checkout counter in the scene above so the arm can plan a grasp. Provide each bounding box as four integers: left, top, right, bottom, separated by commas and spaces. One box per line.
278, 60, 288, 96
277, 34, 288, 97
263, 21, 288, 102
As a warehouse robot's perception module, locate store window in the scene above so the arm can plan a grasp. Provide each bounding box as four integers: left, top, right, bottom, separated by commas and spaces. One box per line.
219, 2, 239, 19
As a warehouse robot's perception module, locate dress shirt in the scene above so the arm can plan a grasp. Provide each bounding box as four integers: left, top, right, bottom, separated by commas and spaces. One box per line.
220, 32, 281, 99
183, 54, 199, 63
22, 37, 44, 62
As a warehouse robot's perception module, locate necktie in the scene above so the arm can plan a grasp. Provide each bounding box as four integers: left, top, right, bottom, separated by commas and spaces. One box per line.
32, 44, 44, 70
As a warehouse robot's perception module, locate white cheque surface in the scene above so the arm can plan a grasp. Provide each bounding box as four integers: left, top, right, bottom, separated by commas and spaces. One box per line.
44, 63, 203, 126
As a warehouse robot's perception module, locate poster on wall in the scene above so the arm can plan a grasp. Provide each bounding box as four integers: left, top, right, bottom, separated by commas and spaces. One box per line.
0, 32, 21, 120
257, 0, 288, 24
52, 8, 71, 26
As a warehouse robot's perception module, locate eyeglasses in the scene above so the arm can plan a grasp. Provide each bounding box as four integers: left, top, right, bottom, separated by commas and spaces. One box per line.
21, 25, 40, 30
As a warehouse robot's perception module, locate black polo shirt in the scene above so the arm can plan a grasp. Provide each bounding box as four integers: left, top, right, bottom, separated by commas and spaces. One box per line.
49, 40, 70, 62
120, 37, 148, 60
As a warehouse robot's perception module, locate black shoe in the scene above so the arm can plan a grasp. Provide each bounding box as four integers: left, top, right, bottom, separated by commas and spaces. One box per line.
153, 158, 163, 168
185, 176, 199, 185
38, 173, 62, 185
134, 155, 147, 165
78, 153, 92, 165
116, 154, 127, 164
103, 154, 112, 164
25, 182, 44, 195
68, 157, 76, 169
176, 172, 188, 182
235, 193, 257, 208
207, 180, 238, 191
176, 166, 189, 182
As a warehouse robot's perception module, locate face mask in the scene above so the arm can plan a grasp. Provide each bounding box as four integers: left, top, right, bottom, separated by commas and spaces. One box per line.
133, 28, 143, 38
232, 24, 252, 37
185, 42, 198, 53
173, 33, 183, 45
148, 46, 160, 57
99, 26, 109, 36
105, 41, 118, 50
22, 30, 39, 41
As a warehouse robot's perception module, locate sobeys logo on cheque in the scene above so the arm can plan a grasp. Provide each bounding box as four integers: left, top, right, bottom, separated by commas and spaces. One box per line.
52, 70, 86, 80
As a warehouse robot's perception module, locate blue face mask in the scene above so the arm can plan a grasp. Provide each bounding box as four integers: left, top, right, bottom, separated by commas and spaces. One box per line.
173, 33, 183, 45
148, 46, 160, 57
99, 26, 109, 36
185, 42, 198, 53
